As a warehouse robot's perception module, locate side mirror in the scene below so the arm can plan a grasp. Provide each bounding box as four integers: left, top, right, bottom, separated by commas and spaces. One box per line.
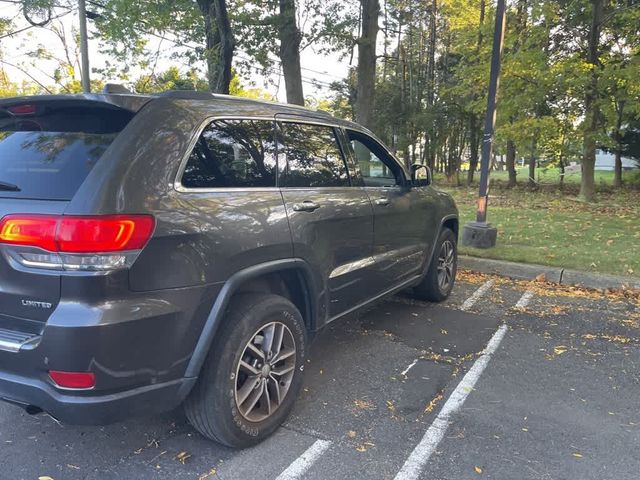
410, 164, 432, 187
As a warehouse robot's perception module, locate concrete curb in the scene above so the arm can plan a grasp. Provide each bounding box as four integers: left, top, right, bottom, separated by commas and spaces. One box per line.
459, 256, 640, 290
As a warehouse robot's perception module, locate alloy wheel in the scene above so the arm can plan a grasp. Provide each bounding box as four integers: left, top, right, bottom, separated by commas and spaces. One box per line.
437, 239, 455, 291
234, 321, 297, 422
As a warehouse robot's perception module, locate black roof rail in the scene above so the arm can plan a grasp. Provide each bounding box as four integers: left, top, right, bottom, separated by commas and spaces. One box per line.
157, 90, 217, 100
157, 89, 334, 118
102, 83, 133, 94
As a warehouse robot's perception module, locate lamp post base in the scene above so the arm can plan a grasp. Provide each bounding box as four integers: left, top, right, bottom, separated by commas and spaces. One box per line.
461, 221, 497, 249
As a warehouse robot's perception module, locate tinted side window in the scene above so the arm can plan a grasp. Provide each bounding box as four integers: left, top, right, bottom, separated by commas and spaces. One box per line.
280, 123, 349, 188
347, 130, 402, 187
181, 119, 277, 188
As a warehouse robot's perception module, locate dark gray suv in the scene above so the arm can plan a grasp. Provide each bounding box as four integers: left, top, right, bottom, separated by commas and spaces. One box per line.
0, 91, 458, 447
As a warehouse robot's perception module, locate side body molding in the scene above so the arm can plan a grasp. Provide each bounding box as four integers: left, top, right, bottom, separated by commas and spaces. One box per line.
179, 258, 319, 394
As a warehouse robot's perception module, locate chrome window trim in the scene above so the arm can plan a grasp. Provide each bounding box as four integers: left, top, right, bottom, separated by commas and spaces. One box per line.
275, 119, 354, 189
343, 128, 409, 184
173, 115, 279, 193
173, 115, 350, 193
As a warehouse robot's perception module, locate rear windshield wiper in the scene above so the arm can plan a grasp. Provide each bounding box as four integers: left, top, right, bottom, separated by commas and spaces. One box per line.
0, 181, 21, 191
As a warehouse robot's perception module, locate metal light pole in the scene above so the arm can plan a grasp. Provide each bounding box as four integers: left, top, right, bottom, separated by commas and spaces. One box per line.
78, 0, 91, 93
461, 0, 506, 248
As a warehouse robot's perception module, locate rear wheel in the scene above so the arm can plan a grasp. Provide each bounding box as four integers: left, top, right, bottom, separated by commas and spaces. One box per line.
412, 228, 457, 302
184, 293, 306, 448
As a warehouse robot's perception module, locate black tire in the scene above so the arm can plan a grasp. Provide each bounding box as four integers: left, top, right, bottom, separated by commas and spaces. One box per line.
184, 293, 307, 448
413, 228, 457, 302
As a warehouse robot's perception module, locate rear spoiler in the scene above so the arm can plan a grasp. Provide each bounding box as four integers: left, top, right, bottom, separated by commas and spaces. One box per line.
0, 93, 153, 113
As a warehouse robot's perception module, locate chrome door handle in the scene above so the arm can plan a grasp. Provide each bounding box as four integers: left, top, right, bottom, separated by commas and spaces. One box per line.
292, 201, 321, 212
374, 198, 390, 206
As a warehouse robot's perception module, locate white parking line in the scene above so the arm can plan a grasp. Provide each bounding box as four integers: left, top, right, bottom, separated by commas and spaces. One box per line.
275, 439, 332, 480
393, 323, 508, 480
515, 290, 534, 309
460, 279, 495, 311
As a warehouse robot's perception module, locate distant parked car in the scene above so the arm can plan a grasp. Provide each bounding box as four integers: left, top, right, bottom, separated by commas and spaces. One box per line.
595, 150, 639, 171
0, 90, 458, 447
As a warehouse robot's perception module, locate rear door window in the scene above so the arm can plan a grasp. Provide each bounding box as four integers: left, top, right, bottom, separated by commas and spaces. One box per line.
180, 119, 277, 189
279, 122, 350, 188
0, 103, 133, 200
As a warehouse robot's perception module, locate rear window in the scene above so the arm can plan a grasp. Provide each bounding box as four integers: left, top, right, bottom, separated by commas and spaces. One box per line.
0, 103, 133, 200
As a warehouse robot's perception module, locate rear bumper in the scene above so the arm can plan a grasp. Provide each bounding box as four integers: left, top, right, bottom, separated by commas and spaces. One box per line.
0, 282, 223, 424
0, 369, 197, 424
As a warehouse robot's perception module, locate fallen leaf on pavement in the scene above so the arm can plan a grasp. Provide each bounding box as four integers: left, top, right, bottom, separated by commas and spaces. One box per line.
175, 451, 192, 464
355, 441, 375, 452
424, 393, 444, 413
474, 466, 483, 474
198, 468, 217, 480
353, 399, 374, 411
553, 345, 568, 355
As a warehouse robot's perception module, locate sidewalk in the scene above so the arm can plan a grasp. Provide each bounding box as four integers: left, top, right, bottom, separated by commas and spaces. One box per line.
459, 256, 640, 290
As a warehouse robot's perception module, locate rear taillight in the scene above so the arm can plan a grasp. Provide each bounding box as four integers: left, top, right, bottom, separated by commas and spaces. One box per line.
0, 214, 155, 271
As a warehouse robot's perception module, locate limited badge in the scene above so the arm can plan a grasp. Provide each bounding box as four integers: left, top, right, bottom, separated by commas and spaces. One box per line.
21, 299, 52, 309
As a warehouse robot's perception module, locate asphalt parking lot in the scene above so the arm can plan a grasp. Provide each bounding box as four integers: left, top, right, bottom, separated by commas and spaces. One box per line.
1, 272, 639, 480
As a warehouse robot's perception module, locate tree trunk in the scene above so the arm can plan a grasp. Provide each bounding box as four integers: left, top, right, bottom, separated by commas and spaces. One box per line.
506, 139, 517, 187
613, 102, 625, 188
426, 0, 437, 106
580, 0, 604, 202
614, 149, 622, 187
278, 0, 304, 105
355, 0, 380, 128
528, 138, 537, 188
197, 0, 235, 94
467, 115, 480, 185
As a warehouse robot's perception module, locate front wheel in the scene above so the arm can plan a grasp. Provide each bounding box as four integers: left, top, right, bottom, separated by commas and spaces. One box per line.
184, 293, 307, 448
412, 228, 457, 302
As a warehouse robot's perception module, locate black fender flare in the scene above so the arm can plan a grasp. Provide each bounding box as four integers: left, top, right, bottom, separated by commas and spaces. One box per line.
420, 214, 459, 279
178, 258, 319, 396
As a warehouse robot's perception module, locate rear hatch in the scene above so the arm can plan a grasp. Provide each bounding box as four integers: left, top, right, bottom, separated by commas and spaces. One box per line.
0, 97, 140, 331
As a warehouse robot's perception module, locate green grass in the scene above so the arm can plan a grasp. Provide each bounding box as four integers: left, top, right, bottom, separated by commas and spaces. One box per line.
441, 186, 640, 278
487, 167, 618, 185
437, 166, 640, 187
